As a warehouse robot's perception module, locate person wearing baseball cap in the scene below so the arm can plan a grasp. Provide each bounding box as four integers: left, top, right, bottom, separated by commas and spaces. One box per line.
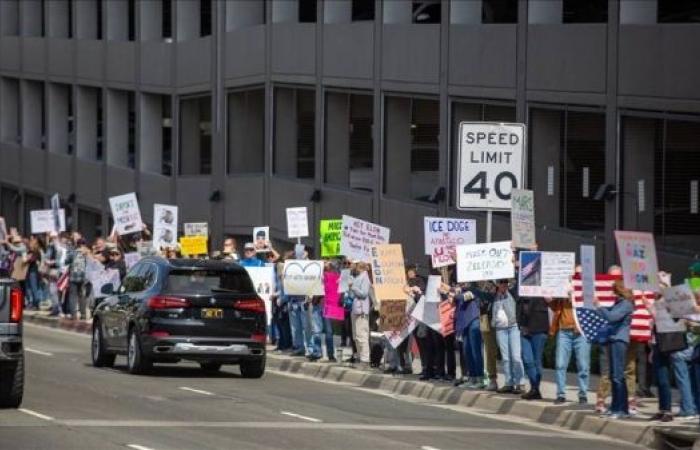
239, 242, 264, 267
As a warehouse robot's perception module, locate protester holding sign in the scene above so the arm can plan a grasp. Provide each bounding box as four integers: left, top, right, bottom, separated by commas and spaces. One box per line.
345, 262, 372, 366
488, 279, 524, 394
516, 289, 550, 399
453, 284, 486, 388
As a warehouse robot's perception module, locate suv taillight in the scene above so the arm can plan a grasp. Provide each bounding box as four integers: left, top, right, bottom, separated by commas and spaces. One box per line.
234, 299, 265, 314
10, 288, 23, 323
147, 296, 190, 309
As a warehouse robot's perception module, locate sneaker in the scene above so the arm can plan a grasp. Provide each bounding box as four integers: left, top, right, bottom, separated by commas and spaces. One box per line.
521, 389, 542, 400
512, 385, 524, 395
595, 400, 606, 414
554, 397, 567, 405
607, 413, 629, 420
497, 385, 514, 394
578, 397, 588, 405
659, 413, 674, 423
453, 377, 465, 387
486, 380, 499, 392
628, 399, 638, 416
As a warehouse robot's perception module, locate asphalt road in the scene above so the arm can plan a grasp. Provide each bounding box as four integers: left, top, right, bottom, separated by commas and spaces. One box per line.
0, 324, 646, 450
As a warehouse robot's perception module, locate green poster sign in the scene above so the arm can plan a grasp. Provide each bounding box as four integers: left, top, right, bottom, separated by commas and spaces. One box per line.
320, 219, 342, 257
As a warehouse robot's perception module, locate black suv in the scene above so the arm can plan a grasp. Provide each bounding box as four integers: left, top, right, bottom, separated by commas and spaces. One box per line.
91, 257, 267, 378
0, 279, 24, 407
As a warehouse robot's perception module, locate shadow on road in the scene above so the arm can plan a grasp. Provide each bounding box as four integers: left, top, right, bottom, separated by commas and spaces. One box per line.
82, 362, 245, 379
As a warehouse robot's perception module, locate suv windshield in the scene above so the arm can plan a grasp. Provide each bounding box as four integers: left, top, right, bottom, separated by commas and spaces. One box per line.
164, 269, 255, 295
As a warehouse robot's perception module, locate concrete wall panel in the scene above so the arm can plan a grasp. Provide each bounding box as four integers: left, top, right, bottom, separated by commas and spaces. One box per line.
268, 177, 314, 237
46, 152, 72, 195
449, 25, 516, 89
271, 24, 316, 76
106, 165, 135, 198
224, 176, 264, 227
75, 159, 103, 208
106, 42, 136, 84
318, 189, 373, 223
225, 27, 265, 80
47, 39, 73, 77
139, 172, 172, 223
140, 42, 173, 87
21, 147, 45, 191
382, 25, 440, 84
380, 197, 438, 265
76, 40, 104, 80
21, 38, 45, 74
0, 145, 20, 185
177, 38, 212, 87
323, 23, 373, 80
176, 177, 211, 223
0, 37, 20, 71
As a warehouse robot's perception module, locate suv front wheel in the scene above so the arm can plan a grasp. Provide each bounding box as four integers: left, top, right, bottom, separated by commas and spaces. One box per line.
127, 330, 152, 375
0, 354, 24, 408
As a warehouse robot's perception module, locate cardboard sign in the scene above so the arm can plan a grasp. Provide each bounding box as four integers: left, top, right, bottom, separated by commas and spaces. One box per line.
511, 189, 536, 249
340, 215, 391, 262
411, 296, 441, 333
379, 299, 408, 332
439, 301, 456, 337
457, 122, 525, 210
456, 241, 514, 283
615, 231, 659, 292
109, 193, 143, 235
183, 222, 208, 237
518, 251, 575, 298
153, 204, 178, 250
370, 244, 406, 303
580, 245, 596, 308
282, 260, 324, 296
124, 252, 140, 270
663, 284, 697, 318
30, 209, 66, 234
253, 226, 271, 253
245, 266, 275, 326
179, 236, 208, 256
286, 207, 309, 239
424, 217, 476, 268
323, 271, 344, 321
385, 300, 418, 349
319, 219, 342, 257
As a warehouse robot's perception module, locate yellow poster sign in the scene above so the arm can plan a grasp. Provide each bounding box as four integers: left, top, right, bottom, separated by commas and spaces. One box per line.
370, 244, 407, 302
179, 236, 208, 256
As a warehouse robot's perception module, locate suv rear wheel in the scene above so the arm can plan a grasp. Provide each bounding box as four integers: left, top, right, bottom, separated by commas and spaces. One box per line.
127, 330, 152, 375
0, 354, 24, 408
92, 322, 116, 368
239, 358, 265, 379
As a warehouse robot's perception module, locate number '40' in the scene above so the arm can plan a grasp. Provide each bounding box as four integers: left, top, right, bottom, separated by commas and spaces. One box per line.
463, 171, 517, 200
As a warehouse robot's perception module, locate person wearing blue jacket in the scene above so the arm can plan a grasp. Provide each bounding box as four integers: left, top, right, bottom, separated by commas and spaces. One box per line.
595, 279, 635, 419
453, 284, 486, 388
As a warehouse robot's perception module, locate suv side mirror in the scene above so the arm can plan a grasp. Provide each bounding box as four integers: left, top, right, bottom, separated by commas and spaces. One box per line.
100, 283, 114, 296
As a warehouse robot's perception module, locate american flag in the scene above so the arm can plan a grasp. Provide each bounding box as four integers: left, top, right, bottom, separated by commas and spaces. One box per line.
575, 307, 610, 343
571, 274, 654, 342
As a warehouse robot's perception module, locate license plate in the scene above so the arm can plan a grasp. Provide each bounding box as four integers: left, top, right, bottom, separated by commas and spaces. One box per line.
201, 308, 224, 319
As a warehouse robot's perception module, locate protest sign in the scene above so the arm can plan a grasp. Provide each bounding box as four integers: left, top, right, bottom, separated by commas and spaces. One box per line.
183, 222, 208, 237
456, 241, 514, 283
425, 275, 442, 303
385, 300, 418, 349
50, 193, 61, 234
153, 204, 178, 250
30, 209, 66, 234
370, 244, 406, 303
0, 217, 6, 242
245, 266, 275, 325
411, 296, 442, 333
109, 193, 143, 235
338, 268, 352, 294
137, 241, 158, 257
615, 231, 659, 292
286, 207, 309, 239
663, 284, 697, 318
179, 236, 208, 256
379, 299, 408, 332
340, 215, 391, 262
253, 226, 271, 253
580, 245, 596, 309
654, 301, 687, 333
424, 217, 476, 268
323, 271, 344, 321
88, 268, 121, 297
320, 219, 342, 257
439, 301, 455, 337
124, 252, 140, 271
282, 260, 324, 296
518, 251, 575, 298
510, 189, 536, 249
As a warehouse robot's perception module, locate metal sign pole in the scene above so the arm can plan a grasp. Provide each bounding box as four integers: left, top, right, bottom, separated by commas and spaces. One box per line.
486, 210, 493, 243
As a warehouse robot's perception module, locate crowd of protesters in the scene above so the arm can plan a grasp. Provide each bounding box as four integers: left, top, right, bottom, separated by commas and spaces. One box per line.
3, 225, 700, 424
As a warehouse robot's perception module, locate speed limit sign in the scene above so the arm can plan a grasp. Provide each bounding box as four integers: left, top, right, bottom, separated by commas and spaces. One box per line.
457, 122, 525, 211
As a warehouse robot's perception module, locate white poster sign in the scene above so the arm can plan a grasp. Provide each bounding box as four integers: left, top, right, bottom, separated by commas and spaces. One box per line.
518, 251, 575, 298
425, 275, 442, 303
411, 296, 442, 333
253, 226, 271, 253
580, 245, 596, 309
88, 268, 121, 298
0, 217, 6, 242
153, 204, 178, 250
246, 266, 275, 325
663, 284, 698, 318
183, 222, 208, 237
30, 209, 66, 234
339, 215, 391, 262
456, 241, 514, 283
109, 193, 143, 235
511, 189, 536, 249
286, 207, 309, 239
282, 260, 324, 296
124, 252, 141, 271
50, 193, 62, 233
424, 217, 476, 268
385, 299, 418, 349
457, 122, 525, 210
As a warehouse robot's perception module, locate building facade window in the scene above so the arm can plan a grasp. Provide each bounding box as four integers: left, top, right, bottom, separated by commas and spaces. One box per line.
228, 88, 264, 174
23, 192, 44, 235
413, 1, 441, 24
563, 0, 608, 23
324, 92, 374, 191
0, 186, 20, 230
179, 95, 212, 176
482, 0, 518, 23
658, 0, 700, 23
0, 78, 20, 144
273, 87, 315, 180
352, 0, 375, 21
299, 0, 317, 23
200, 0, 212, 36
384, 96, 439, 202
0, 0, 20, 36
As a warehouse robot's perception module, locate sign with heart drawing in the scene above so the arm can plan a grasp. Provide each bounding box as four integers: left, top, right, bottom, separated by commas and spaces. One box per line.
282, 260, 325, 296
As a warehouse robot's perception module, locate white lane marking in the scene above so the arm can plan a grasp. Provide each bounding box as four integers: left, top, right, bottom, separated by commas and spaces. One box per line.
178, 386, 215, 396
19, 408, 54, 421
280, 411, 322, 423
421, 446, 441, 450
25, 347, 54, 357
127, 445, 156, 450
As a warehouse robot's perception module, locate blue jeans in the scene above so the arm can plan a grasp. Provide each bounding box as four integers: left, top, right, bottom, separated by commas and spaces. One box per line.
555, 330, 591, 399
289, 301, 310, 353
462, 319, 483, 378
27, 270, 44, 309
521, 332, 547, 391
609, 341, 629, 415
671, 347, 697, 416
496, 326, 523, 387
690, 345, 700, 414
310, 304, 335, 358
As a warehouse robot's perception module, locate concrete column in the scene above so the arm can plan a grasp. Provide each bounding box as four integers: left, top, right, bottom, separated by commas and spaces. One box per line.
384, 96, 411, 198
106, 89, 128, 167
20, 0, 43, 37
450, 0, 482, 24
47, 0, 70, 38
528, 0, 562, 24
0, 0, 19, 36
179, 98, 201, 175
530, 109, 562, 228
76, 86, 97, 160
273, 88, 297, 176
75, 0, 98, 39
0, 78, 19, 143
48, 84, 70, 154
139, 93, 163, 173
325, 92, 350, 185
620, 0, 657, 24
139, 0, 162, 41
272, 0, 298, 23
106, 0, 128, 41
324, 0, 352, 24
383, 0, 412, 24
21, 81, 43, 149
226, 0, 264, 30
176, 0, 198, 40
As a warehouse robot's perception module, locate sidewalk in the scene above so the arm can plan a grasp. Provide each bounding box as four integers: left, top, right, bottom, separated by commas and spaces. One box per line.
23, 310, 700, 449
